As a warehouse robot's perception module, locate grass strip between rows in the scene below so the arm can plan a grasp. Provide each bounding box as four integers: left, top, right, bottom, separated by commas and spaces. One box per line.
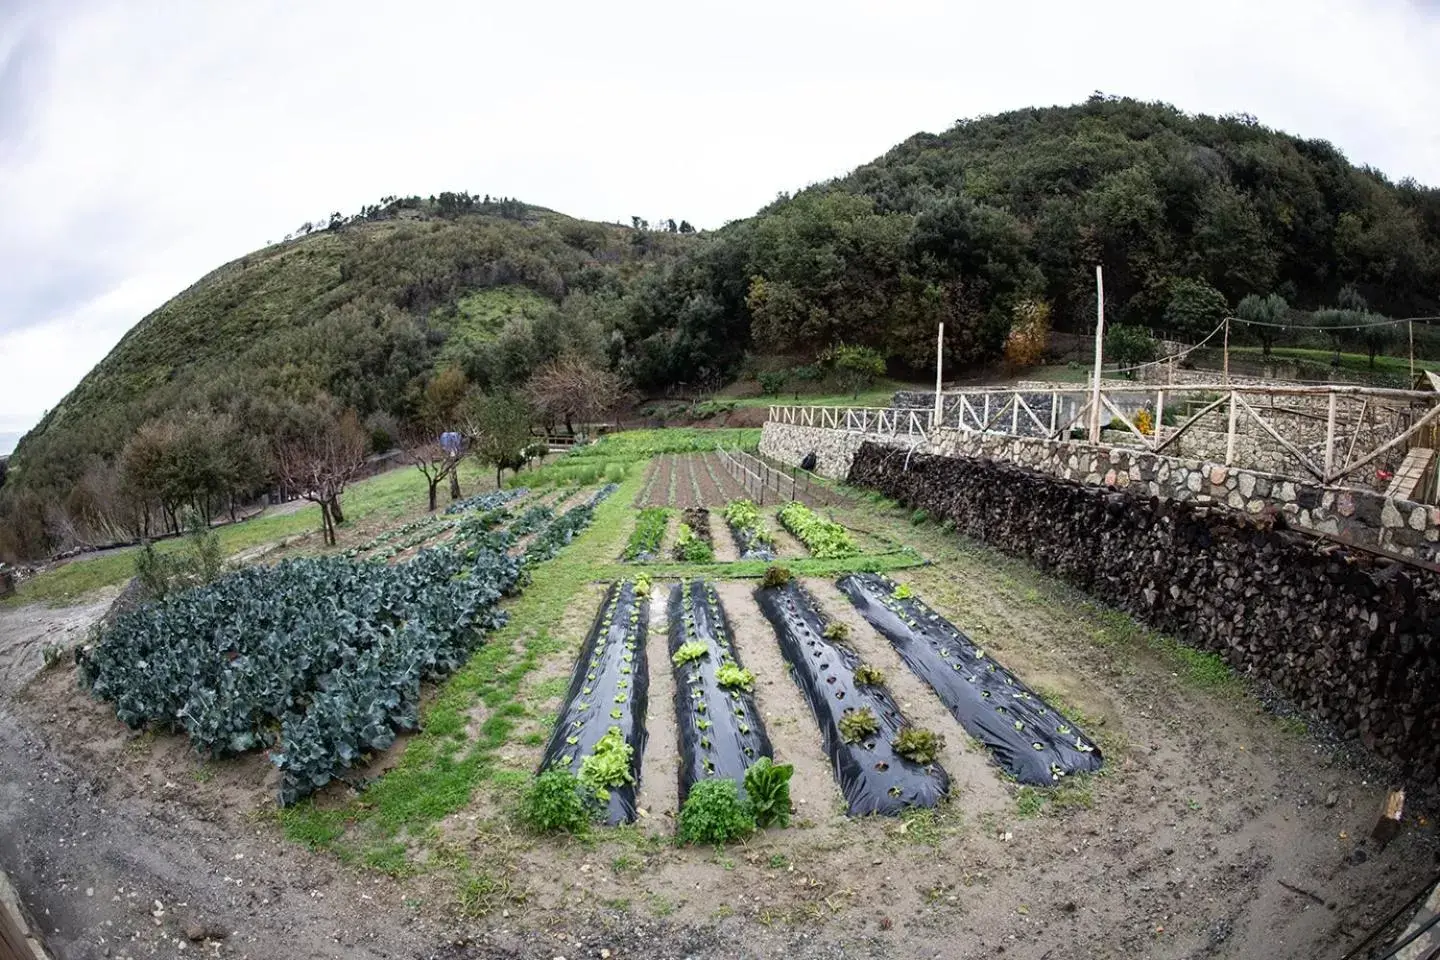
278, 471, 645, 865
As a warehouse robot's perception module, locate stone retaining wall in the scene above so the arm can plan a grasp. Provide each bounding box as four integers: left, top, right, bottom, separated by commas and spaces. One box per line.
759, 420, 1440, 562
848, 442, 1440, 785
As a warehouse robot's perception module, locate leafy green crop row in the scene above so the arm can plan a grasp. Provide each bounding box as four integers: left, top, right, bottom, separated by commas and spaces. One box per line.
777, 502, 857, 559
721, 499, 776, 560
79, 487, 616, 806
623, 507, 670, 561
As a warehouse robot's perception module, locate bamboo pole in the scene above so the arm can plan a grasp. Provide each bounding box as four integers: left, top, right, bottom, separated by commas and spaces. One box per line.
1090, 265, 1106, 443
1226, 391, 1239, 464
1324, 393, 1337, 476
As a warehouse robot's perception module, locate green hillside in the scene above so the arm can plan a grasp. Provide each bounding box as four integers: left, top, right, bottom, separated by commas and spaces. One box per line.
5, 97, 1440, 560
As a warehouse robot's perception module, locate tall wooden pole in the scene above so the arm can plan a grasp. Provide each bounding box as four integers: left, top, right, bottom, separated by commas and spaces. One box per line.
1090, 266, 1106, 443
1410, 320, 1415, 382
933, 322, 945, 430
1223, 317, 1231, 385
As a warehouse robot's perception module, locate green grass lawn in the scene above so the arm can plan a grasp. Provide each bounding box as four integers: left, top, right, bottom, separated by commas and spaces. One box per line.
727, 377, 920, 409
7, 460, 498, 606
1226, 345, 1432, 377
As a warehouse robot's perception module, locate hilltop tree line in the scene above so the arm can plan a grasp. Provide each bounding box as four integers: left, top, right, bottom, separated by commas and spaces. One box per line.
4, 96, 1439, 560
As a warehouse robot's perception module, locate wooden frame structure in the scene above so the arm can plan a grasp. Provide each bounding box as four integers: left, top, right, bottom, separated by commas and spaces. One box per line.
770, 383, 1440, 487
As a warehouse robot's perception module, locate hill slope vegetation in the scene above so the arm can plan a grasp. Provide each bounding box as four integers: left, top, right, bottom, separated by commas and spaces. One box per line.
4, 97, 1439, 560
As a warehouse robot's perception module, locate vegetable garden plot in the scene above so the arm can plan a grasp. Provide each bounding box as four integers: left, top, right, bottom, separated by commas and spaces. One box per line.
81, 517, 528, 805
721, 499, 776, 561
777, 502, 857, 559
668, 579, 773, 803
673, 507, 715, 562
836, 573, 1102, 785
753, 581, 949, 816
445, 487, 527, 516
523, 484, 617, 566
539, 580, 650, 825
623, 507, 670, 562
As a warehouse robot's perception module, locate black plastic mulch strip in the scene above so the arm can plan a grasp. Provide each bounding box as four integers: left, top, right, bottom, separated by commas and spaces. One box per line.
754, 581, 950, 816
539, 580, 650, 824
727, 523, 776, 561
836, 573, 1103, 785
668, 579, 773, 803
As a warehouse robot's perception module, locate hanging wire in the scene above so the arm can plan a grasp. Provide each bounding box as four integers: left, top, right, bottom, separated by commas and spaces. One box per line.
1229, 314, 1440, 331
1105, 319, 1229, 375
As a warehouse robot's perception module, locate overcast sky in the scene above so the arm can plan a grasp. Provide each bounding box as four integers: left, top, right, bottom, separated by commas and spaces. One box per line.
2, 0, 1438, 455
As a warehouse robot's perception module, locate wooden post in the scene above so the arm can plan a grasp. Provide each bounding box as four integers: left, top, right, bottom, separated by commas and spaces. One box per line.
1225, 390, 1238, 465
1154, 390, 1165, 451
1223, 316, 1231, 385
1410, 320, 1415, 382
933, 322, 944, 430
1090, 265, 1106, 443
1011, 395, 1020, 434
1049, 391, 1058, 435
982, 394, 990, 434
1324, 391, 1337, 477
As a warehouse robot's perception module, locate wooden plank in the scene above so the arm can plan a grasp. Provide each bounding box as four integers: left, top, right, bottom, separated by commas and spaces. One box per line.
1372, 788, 1405, 849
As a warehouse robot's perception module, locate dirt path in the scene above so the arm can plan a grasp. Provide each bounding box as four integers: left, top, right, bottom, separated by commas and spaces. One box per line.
708, 510, 741, 562
0, 588, 120, 697
634, 582, 680, 832
715, 581, 841, 819
760, 505, 809, 560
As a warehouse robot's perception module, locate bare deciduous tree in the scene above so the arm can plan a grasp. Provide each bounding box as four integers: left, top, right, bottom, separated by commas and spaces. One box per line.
523, 356, 625, 437
404, 430, 463, 512
274, 410, 368, 546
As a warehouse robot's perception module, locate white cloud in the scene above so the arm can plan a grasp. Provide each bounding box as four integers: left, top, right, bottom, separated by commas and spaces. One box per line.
2, 0, 1439, 454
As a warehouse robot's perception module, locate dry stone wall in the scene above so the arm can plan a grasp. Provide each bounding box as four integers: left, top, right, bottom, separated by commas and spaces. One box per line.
848, 442, 1440, 786
759, 421, 1440, 562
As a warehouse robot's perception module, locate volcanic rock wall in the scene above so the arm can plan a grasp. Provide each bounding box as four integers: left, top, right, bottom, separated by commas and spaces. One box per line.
848, 441, 1440, 785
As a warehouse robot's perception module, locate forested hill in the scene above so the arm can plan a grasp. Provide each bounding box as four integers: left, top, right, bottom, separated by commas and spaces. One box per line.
7, 197, 700, 498
5, 97, 1439, 560
631, 94, 1438, 378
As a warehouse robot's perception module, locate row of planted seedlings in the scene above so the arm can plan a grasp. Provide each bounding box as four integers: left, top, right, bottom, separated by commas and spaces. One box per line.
777, 501, 857, 559
673, 507, 715, 562
721, 499, 776, 561
668, 578, 793, 842
754, 567, 950, 815
524, 572, 795, 843
79, 486, 618, 807
837, 573, 1102, 783
345, 488, 530, 561
622, 506, 671, 562
538, 576, 650, 824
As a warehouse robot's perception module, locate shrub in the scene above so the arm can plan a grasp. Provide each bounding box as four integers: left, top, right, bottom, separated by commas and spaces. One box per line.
744, 757, 794, 828
677, 778, 756, 845
715, 662, 756, 691
672, 640, 708, 667
893, 727, 945, 765
761, 565, 793, 589
578, 726, 635, 801
517, 769, 591, 833
910, 509, 929, 526
134, 514, 225, 602
758, 371, 788, 396
777, 502, 857, 559
838, 706, 879, 743
822, 621, 850, 642
852, 664, 885, 687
